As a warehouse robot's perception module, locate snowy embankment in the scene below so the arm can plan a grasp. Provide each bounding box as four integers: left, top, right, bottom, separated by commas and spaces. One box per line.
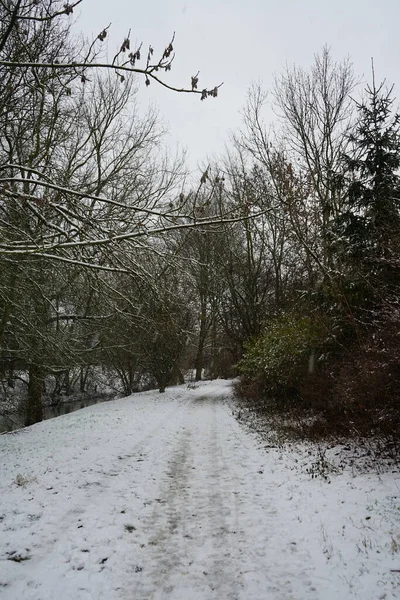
0, 380, 399, 600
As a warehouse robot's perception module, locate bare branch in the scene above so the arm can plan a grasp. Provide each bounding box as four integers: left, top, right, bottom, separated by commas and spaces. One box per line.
0, 60, 223, 98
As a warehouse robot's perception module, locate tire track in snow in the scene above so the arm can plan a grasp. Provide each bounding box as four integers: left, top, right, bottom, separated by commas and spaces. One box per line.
131, 396, 242, 600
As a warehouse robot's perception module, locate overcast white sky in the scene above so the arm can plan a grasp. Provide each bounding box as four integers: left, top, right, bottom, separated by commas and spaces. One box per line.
77, 0, 400, 170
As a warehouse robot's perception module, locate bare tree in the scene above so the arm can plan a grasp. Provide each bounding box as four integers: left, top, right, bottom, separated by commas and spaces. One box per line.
0, 0, 229, 271
274, 47, 356, 267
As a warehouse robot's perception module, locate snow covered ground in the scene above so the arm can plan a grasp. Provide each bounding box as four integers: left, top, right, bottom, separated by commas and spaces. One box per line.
0, 379, 399, 600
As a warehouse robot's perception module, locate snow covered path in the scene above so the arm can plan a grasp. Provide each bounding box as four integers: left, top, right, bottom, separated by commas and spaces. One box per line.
0, 380, 399, 599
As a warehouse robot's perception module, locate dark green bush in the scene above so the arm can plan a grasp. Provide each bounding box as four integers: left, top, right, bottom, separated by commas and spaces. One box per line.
237, 312, 327, 397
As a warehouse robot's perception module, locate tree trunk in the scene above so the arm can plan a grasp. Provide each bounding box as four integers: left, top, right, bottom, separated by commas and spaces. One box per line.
195, 300, 208, 381
80, 367, 88, 393
128, 363, 138, 393
195, 335, 205, 381
26, 364, 44, 426
64, 370, 71, 396
158, 373, 168, 393
210, 317, 218, 379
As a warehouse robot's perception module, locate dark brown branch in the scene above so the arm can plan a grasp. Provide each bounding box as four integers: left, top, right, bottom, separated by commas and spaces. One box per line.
0, 60, 223, 98
0, 0, 22, 53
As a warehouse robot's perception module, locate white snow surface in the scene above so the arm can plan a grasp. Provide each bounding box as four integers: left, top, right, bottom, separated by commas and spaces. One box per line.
0, 379, 399, 600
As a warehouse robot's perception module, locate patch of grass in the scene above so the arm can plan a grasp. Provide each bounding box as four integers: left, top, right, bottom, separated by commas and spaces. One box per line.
305, 447, 341, 481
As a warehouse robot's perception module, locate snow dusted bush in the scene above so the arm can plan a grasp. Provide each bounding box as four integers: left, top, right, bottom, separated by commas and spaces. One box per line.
237, 312, 327, 400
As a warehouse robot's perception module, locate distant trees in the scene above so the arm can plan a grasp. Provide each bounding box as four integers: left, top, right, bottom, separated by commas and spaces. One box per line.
96, 265, 191, 394
274, 47, 355, 269
2, 19, 399, 445
234, 51, 400, 441
179, 197, 222, 381
0, 0, 224, 423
